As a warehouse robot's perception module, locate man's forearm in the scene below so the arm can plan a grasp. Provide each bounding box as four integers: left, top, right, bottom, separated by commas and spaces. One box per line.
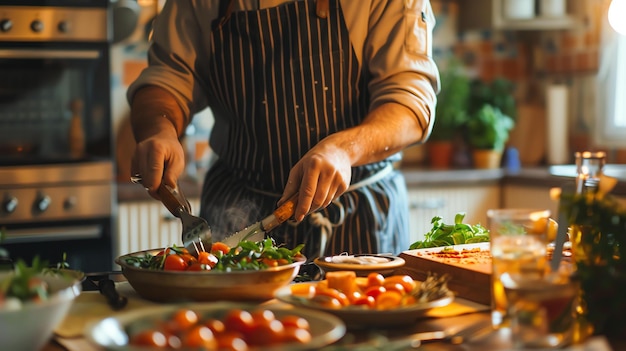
130, 85, 188, 141
326, 102, 428, 167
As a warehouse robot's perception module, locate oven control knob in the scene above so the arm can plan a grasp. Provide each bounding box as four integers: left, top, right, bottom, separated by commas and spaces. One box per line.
31, 19, 44, 33
63, 196, 77, 210
35, 194, 51, 212
0, 19, 12, 32
3, 196, 18, 214
57, 21, 69, 33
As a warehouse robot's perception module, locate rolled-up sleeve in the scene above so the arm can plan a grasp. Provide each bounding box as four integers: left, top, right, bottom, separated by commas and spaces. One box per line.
126, 0, 217, 119
342, 0, 440, 142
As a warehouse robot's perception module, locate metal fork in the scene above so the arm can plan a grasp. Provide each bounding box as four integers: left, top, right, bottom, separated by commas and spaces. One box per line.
130, 176, 212, 255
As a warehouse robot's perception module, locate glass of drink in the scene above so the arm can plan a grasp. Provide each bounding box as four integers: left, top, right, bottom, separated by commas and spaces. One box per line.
487, 208, 552, 329
501, 271, 577, 348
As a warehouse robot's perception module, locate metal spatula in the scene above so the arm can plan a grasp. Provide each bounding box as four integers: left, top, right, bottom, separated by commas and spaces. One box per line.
131, 176, 211, 255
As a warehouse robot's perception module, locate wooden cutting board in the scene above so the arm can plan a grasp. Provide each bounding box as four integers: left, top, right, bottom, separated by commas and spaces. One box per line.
397, 243, 492, 306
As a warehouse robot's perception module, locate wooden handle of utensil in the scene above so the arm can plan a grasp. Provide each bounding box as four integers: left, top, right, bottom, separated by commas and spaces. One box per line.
157, 183, 189, 218
274, 193, 298, 223
260, 193, 298, 232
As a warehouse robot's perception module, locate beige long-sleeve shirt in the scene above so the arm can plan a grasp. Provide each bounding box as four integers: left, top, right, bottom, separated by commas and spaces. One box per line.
127, 0, 440, 141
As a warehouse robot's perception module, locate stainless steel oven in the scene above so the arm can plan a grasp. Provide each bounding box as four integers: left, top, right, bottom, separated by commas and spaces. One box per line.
0, 2, 115, 272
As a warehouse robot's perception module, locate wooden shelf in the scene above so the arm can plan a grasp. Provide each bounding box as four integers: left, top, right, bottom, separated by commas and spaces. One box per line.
458, 0, 580, 31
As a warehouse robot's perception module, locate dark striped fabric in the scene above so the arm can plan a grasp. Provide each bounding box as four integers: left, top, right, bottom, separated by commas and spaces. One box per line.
199, 0, 409, 260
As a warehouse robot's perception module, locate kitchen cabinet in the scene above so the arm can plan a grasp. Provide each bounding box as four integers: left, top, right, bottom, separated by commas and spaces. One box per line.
457, 0, 580, 31
116, 198, 200, 256
502, 184, 559, 215
407, 183, 500, 244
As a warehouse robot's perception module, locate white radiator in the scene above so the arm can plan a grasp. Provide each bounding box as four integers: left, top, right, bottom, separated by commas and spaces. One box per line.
117, 199, 200, 257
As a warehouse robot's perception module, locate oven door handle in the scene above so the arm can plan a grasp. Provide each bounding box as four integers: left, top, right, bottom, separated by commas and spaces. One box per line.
0, 49, 101, 60
2, 225, 103, 243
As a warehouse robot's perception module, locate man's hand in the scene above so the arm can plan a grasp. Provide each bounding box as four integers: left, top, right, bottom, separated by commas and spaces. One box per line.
280, 142, 352, 222
131, 122, 185, 200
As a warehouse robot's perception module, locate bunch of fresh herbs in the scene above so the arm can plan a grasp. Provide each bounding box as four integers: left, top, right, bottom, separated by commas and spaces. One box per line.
409, 212, 490, 249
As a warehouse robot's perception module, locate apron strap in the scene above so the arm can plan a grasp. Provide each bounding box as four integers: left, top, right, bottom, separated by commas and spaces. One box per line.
212, 0, 235, 30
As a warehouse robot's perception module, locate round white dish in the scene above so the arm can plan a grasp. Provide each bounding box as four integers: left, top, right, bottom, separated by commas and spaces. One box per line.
314, 254, 405, 277
275, 281, 454, 328
84, 301, 346, 350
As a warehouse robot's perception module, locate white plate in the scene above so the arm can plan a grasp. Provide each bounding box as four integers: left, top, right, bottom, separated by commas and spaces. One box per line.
314, 254, 405, 277
84, 301, 346, 350
275, 281, 454, 328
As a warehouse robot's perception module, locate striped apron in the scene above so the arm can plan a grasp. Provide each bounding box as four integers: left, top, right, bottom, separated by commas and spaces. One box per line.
199, 0, 410, 263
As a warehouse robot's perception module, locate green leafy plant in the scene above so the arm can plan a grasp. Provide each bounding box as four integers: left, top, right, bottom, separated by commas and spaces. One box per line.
560, 191, 626, 337
430, 59, 470, 141
466, 104, 515, 151
468, 78, 517, 122
409, 212, 490, 249
464, 78, 517, 151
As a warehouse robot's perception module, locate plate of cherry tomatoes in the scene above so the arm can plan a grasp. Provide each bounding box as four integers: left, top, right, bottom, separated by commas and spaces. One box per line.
115, 239, 306, 302
274, 271, 454, 328
85, 302, 346, 350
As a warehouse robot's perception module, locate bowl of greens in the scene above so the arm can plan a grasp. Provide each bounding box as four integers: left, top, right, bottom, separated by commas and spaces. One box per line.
0, 259, 83, 351
116, 238, 306, 302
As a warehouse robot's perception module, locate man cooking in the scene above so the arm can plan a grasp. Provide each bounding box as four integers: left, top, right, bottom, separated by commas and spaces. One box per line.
128, 0, 440, 264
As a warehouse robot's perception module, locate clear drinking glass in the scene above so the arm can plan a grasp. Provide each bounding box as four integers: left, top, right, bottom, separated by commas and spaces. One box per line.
487, 208, 552, 329
501, 270, 577, 348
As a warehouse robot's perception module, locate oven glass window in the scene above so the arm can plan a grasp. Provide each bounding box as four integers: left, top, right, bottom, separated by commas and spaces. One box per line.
0, 43, 111, 165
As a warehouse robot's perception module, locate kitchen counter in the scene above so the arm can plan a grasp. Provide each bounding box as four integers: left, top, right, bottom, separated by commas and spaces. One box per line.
43, 274, 622, 351
116, 166, 626, 202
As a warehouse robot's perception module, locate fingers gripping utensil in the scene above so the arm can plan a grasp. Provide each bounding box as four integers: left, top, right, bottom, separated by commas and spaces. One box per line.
130, 176, 211, 255
221, 193, 299, 247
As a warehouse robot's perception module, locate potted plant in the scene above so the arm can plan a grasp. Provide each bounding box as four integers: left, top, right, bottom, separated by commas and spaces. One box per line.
426, 59, 470, 169
465, 78, 517, 169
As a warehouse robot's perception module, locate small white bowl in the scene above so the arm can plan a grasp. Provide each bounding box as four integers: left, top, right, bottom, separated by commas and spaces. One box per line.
0, 270, 83, 351
314, 254, 405, 277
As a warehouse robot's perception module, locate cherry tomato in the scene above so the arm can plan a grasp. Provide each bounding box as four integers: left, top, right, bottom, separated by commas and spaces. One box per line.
197, 251, 219, 267
130, 330, 168, 347
247, 319, 285, 346
310, 294, 343, 309
186, 262, 210, 271
250, 309, 276, 325
290, 283, 315, 297
352, 295, 376, 308
181, 325, 217, 349
383, 275, 417, 293
364, 285, 387, 300
180, 252, 195, 265
171, 308, 199, 331
281, 326, 312, 344
276, 258, 290, 266
164, 254, 187, 271
315, 288, 350, 306
216, 331, 249, 351
347, 290, 363, 304
376, 290, 404, 310
204, 318, 226, 335
223, 309, 255, 335
261, 258, 279, 267
367, 272, 385, 288
383, 282, 406, 295
211, 242, 231, 255
280, 315, 310, 330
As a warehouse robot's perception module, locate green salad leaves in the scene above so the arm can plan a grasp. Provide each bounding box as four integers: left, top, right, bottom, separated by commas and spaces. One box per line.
409, 213, 490, 249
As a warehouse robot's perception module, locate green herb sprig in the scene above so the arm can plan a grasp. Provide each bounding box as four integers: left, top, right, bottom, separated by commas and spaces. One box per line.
409, 212, 490, 249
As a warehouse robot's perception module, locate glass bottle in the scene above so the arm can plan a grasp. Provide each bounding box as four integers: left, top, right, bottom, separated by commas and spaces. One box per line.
568, 151, 608, 340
